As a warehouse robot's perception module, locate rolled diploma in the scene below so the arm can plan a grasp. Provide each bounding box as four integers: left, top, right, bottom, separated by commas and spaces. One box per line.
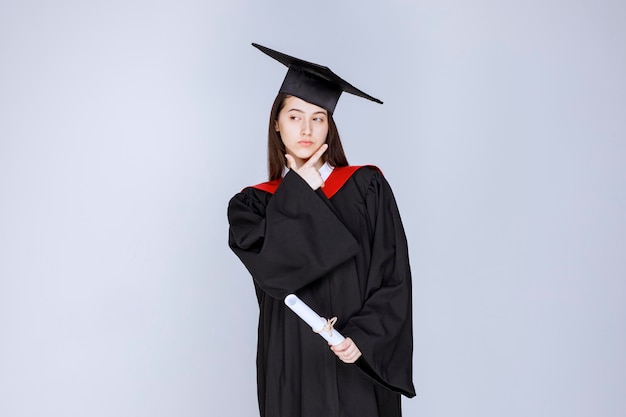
284, 294, 345, 346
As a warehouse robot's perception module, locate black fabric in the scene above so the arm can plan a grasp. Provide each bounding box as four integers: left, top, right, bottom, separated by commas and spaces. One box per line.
228, 166, 415, 417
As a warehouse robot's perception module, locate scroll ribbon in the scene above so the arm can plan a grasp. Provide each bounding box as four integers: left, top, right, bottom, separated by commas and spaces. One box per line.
314, 316, 338, 337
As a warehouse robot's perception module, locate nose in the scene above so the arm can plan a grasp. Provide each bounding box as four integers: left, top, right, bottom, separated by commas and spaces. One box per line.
301, 120, 311, 136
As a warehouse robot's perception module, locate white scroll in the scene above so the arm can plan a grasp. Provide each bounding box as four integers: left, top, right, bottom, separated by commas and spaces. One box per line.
284, 293, 345, 346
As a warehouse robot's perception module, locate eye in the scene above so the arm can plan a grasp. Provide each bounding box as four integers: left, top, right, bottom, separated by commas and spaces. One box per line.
289, 115, 301, 121
313, 117, 325, 122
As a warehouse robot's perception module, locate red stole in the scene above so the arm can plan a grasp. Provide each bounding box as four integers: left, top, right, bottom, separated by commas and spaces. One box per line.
250, 166, 376, 199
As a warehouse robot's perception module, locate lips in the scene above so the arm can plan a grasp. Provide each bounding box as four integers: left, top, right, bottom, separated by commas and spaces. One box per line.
298, 141, 314, 146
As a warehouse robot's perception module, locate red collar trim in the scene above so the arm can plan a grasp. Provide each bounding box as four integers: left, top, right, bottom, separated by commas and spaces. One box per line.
250, 179, 282, 195
249, 166, 378, 198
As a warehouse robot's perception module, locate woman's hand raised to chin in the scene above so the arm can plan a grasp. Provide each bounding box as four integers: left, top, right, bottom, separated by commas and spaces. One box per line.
285, 144, 328, 190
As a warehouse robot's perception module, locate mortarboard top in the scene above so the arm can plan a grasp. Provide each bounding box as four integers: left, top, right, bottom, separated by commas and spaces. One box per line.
252, 43, 383, 114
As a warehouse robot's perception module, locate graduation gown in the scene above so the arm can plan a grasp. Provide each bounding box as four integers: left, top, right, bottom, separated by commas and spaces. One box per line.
227, 166, 415, 417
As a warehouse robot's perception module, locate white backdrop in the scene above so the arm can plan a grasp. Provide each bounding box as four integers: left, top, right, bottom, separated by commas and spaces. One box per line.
1, 1, 625, 416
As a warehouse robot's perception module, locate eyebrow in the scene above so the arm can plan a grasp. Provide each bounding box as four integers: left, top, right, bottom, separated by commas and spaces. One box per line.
286, 108, 327, 115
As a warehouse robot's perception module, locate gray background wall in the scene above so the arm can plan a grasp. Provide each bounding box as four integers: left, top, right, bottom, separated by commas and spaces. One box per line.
1, 1, 624, 416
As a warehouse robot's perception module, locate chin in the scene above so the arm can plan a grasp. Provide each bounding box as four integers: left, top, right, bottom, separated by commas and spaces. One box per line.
295, 152, 315, 161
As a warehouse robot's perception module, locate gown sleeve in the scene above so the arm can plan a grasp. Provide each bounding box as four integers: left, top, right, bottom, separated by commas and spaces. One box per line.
341, 171, 416, 398
227, 170, 361, 300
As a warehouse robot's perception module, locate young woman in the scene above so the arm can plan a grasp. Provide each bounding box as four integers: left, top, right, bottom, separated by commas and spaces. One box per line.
228, 43, 415, 417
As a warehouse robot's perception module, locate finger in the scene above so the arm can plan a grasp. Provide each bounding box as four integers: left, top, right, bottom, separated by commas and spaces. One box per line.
338, 342, 352, 353
332, 338, 355, 355
304, 143, 328, 167
343, 346, 361, 363
285, 154, 296, 170
341, 352, 355, 363
340, 351, 359, 364
345, 351, 361, 364
331, 339, 350, 353
344, 346, 356, 358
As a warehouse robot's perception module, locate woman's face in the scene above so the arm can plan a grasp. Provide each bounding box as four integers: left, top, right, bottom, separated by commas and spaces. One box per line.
275, 96, 329, 169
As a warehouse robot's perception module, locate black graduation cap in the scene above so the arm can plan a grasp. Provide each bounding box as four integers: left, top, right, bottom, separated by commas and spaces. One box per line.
252, 43, 383, 114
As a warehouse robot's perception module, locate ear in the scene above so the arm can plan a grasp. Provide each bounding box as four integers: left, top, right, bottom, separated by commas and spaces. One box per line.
274, 120, 280, 132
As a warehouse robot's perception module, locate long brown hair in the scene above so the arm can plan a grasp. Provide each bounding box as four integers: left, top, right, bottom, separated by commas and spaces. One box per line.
267, 93, 349, 180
